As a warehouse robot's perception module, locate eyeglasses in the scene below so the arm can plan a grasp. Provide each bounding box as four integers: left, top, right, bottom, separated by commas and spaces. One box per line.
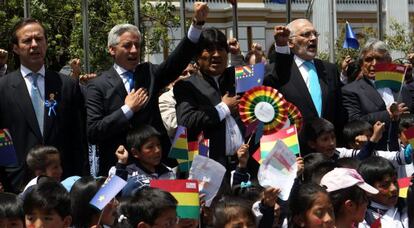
363, 56, 387, 63
291, 31, 320, 39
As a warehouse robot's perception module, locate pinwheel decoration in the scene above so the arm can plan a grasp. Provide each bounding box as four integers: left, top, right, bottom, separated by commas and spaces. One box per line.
283, 102, 303, 132
239, 86, 288, 135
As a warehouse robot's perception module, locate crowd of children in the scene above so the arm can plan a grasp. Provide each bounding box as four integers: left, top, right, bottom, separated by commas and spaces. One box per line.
0, 114, 413, 228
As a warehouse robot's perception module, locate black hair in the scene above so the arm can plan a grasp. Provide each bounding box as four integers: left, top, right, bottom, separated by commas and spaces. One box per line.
358, 156, 397, 186
342, 120, 372, 148
336, 157, 361, 170
303, 153, 336, 183
328, 185, 368, 219
288, 183, 330, 228
303, 118, 335, 142
11, 18, 47, 45
213, 196, 255, 228
23, 180, 70, 219
116, 188, 177, 227
399, 113, 414, 133
26, 145, 60, 173
0, 192, 24, 221
70, 176, 106, 227
126, 125, 161, 152
198, 28, 229, 55
231, 180, 264, 204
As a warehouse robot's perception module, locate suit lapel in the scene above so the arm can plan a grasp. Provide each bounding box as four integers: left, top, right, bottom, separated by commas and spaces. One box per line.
107, 67, 128, 99
361, 77, 385, 108
314, 60, 329, 117
10, 70, 43, 141
43, 71, 60, 141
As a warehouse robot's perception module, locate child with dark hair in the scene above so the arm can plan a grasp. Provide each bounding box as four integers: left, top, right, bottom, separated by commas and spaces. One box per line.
111, 125, 175, 196
398, 113, 414, 177
213, 196, 256, 228
115, 187, 178, 228
26, 145, 63, 182
288, 183, 335, 228
358, 157, 408, 227
336, 157, 361, 169
320, 168, 379, 227
302, 153, 336, 184
23, 180, 72, 228
0, 192, 24, 228
70, 176, 118, 228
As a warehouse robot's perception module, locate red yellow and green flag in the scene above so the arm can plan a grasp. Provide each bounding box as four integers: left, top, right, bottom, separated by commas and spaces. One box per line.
374, 63, 406, 92
403, 126, 414, 149
150, 179, 200, 219
253, 126, 300, 164
398, 176, 412, 198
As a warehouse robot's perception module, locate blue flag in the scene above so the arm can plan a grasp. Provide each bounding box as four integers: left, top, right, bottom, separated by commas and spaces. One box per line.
271, 0, 286, 3
343, 22, 359, 49
0, 129, 17, 166
235, 63, 265, 93
90, 175, 127, 210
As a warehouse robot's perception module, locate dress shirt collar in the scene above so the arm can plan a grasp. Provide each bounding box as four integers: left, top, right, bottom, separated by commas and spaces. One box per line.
113, 63, 130, 78
21, 64, 45, 78
294, 55, 314, 68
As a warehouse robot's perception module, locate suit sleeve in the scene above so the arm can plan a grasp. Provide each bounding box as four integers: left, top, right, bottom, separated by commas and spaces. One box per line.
151, 37, 199, 91
174, 81, 222, 131
341, 86, 390, 123
86, 80, 130, 144
263, 53, 294, 88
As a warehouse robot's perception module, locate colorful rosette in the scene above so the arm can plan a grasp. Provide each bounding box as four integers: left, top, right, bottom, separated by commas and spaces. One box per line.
284, 102, 303, 132
239, 86, 288, 135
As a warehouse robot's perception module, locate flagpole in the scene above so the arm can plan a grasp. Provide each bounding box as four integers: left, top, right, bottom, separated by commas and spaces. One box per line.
232, 2, 239, 39
286, 0, 292, 23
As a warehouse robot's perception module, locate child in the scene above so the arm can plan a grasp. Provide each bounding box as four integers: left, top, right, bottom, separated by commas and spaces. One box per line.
113, 125, 175, 196
358, 157, 408, 227
26, 145, 63, 182
288, 183, 335, 228
115, 187, 178, 228
23, 180, 72, 228
398, 113, 414, 177
320, 168, 379, 227
213, 196, 256, 228
0, 192, 24, 228
70, 176, 118, 228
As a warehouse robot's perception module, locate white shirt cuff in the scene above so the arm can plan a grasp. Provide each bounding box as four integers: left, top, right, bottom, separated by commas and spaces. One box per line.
275, 44, 290, 54
340, 72, 348, 84
121, 105, 134, 119
187, 24, 203, 43
215, 102, 231, 121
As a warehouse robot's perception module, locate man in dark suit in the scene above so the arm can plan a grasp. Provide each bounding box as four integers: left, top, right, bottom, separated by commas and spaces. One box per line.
174, 28, 245, 170
86, 3, 209, 176
0, 18, 85, 191
342, 39, 412, 150
264, 19, 345, 149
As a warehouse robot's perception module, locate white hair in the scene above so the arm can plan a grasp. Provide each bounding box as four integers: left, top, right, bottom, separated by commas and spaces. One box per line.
359, 38, 391, 61
107, 24, 141, 48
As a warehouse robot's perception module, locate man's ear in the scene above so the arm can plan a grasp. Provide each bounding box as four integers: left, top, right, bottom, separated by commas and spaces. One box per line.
108, 46, 116, 56
63, 215, 72, 228
13, 44, 20, 55
288, 38, 295, 49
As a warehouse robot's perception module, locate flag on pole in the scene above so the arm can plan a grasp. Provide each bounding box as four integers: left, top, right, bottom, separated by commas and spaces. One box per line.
235, 63, 265, 93
0, 129, 17, 166
374, 63, 406, 92
90, 175, 127, 210
271, 0, 287, 3
398, 176, 412, 198
150, 179, 200, 219
253, 126, 300, 164
343, 21, 359, 49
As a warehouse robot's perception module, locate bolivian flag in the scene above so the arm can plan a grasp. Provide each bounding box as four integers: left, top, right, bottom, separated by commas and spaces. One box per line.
374, 63, 406, 92
403, 126, 414, 149
253, 126, 300, 164
150, 179, 200, 219
398, 176, 412, 198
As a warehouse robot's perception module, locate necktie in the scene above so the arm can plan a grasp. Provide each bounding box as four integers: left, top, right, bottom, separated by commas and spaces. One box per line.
30, 72, 44, 135
303, 61, 322, 117
124, 71, 134, 92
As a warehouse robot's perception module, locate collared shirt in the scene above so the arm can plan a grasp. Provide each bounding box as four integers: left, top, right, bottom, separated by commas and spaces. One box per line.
368, 79, 395, 107
21, 64, 46, 101
212, 76, 244, 156
113, 63, 132, 93
274, 44, 315, 89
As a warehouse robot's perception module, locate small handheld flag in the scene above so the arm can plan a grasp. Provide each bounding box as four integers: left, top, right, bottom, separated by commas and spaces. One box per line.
235, 63, 265, 93
343, 21, 359, 49
403, 126, 414, 149
150, 179, 200, 219
374, 63, 406, 93
90, 175, 127, 210
398, 176, 412, 198
0, 129, 17, 166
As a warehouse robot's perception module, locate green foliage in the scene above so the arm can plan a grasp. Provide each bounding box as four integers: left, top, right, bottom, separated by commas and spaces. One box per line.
384, 18, 414, 55
0, 0, 179, 73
